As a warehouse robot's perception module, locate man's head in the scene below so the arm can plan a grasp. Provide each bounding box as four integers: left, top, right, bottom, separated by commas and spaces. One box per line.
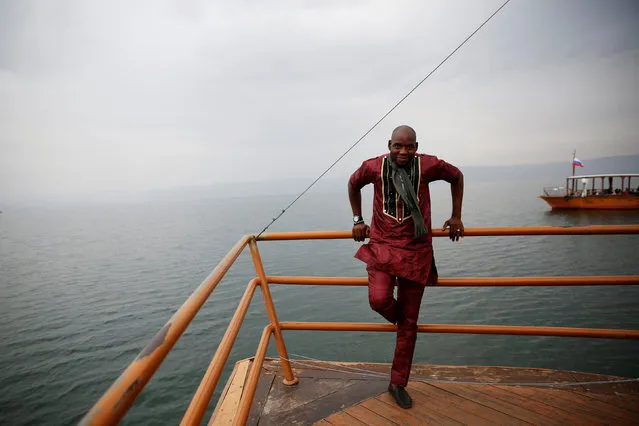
388, 125, 418, 167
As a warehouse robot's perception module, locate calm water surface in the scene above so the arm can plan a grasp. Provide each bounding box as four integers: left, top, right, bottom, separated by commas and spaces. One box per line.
1, 180, 638, 425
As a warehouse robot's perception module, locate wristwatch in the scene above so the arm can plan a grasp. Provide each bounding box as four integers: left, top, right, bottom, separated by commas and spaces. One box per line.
353, 215, 364, 225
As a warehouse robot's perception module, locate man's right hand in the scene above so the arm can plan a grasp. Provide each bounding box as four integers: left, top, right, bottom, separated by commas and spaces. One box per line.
352, 223, 370, 242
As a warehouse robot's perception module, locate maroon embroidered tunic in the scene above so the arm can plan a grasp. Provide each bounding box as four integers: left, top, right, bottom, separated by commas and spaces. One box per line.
349, 153, 462, 286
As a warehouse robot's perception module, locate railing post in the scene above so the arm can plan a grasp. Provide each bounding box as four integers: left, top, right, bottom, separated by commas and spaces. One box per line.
180, 279, 260, 426
233, 325, 273, 426
248, 238, 298, 385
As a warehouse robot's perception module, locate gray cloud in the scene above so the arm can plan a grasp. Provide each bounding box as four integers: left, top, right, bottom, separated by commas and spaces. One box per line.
1, 0, 638, 201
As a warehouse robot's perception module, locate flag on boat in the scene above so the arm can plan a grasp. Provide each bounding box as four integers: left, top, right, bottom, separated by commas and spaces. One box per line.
573, 158, 584, 167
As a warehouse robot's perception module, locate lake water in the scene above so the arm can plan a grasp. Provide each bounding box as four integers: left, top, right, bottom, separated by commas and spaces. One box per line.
1, 180, 638, 425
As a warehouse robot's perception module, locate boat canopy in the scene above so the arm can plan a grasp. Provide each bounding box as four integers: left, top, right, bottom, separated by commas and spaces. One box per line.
568, 174, 639, 180
556, 173, 639, 197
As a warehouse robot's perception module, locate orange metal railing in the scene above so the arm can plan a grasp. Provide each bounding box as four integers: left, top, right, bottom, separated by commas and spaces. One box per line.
81, 225, 639, 426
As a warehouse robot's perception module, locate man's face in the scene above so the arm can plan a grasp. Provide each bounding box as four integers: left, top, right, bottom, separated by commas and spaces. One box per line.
388, 132, 418, 167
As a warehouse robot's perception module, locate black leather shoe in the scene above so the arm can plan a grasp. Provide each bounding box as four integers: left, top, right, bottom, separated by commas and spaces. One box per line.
388, 384, 412, 409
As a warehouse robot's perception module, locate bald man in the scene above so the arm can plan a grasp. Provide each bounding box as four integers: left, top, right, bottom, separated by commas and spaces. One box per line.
348, 125, 464, 408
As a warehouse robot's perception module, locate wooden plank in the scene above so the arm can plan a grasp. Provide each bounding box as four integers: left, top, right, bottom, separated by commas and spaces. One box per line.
494, 385, 639, 424
209, 359, 250, 425
564, 390, 639, 419
411, 381, 529, 425
323, 411, 368, 426
359, 398, 427, 426
208, 360, 244, 425
260, 380, 386, 426
344, 404, 398, 426
312, 420, 333, 426
570, 372, 639, 395
406, 384, 498, 425
463, 384, 582, 425
428, 383, 566, 425
574, 391, 639, 413
245, 372, 276, 426
375, 391, 465, 425
262, 378, 358, 416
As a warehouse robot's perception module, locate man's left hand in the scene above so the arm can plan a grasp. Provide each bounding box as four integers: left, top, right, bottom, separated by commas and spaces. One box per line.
442, 217, 464, 242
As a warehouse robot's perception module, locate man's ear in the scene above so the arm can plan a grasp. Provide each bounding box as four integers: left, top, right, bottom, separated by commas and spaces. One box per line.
415, 142, 419, 151
388, 140, 392, 151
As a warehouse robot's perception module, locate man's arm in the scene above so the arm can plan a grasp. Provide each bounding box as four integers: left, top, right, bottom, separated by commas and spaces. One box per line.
348, 161, 375, 242
451, 171, 464, 219
348, 180, 370, 242
348, 180, 363, 218
427, 157, 464, 242
443, 172, 464, 241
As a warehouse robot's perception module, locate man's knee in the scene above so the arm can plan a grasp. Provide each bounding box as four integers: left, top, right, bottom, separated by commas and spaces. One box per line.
369, 292, 393, 313
367, 268, 395, 313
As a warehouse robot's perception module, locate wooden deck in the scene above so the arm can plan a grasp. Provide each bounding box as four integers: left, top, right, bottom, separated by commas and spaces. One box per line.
209, 358, 639, 425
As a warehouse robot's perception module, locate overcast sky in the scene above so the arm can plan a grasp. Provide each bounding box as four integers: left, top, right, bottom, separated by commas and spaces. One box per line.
1, 0, 638, 200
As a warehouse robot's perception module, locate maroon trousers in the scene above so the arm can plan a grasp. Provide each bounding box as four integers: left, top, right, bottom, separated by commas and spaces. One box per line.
367, 267, 425, 387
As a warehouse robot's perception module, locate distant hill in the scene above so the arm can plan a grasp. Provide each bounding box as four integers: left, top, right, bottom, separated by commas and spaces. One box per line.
151, 155, 639, 201
4, 155, 638, 207
79, 154, 639, 203
460, 155, 639, 184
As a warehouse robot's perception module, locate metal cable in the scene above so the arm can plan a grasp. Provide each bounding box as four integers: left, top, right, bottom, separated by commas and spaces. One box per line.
255, 0, 512, 238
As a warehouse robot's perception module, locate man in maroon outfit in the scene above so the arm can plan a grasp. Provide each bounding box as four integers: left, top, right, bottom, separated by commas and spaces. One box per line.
348, 125, 464, 409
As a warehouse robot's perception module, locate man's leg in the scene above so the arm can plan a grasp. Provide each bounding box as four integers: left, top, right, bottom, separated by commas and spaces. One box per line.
390, 278, 425, 389
367, 267, 398, 324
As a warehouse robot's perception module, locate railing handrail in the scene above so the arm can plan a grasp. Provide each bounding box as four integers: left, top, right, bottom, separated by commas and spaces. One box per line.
266, 275, 639, 286
279, 321, 639, 340
81, 225, 639, 426
255, 224, 639, 240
